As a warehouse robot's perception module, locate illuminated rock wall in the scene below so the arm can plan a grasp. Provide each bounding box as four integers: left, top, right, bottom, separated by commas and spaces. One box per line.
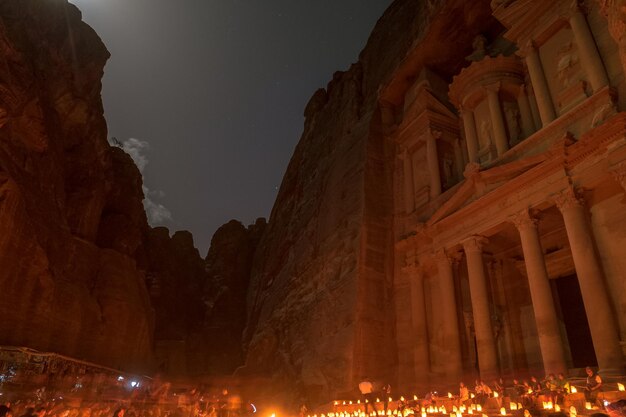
240, 0, 499, 404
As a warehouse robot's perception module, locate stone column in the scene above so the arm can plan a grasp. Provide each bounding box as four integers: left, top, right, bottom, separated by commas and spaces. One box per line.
454, 139, 465, 181
517, 85, 536, 138
555, 188, 624, 374
426, 129, 442, 198
596, 0, 626, 77
511, 209, 567, 375
407, 265, 430, 385
461, 108, 479, 163
462, 236, 499, 379
485, 84, 510, 157
523, 41, 557, 126
402, 148, 415, 214
435, 250, 463, 378
569, 5, 609, 93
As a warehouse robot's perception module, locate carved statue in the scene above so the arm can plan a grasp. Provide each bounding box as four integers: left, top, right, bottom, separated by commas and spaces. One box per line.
480, 120, 492, 147
466, 35, 518, 62
556, 42, 579, 89
504, 103, 522, 144
443, 156, 455, 188
466, 35, 489, 62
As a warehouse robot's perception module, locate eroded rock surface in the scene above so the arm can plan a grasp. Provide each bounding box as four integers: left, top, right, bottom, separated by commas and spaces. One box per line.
240, 0, 498, 406
0, 0, 152, 372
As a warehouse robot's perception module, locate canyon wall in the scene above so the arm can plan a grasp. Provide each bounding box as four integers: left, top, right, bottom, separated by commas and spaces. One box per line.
240, 0, 437, 403
0, 0, 153, 372
240, 0, 501, 405
0, 0, 258, 376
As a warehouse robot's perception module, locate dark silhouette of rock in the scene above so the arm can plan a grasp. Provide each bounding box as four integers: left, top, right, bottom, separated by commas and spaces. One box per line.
0, 0, 152, 373
185, 219, 266, 375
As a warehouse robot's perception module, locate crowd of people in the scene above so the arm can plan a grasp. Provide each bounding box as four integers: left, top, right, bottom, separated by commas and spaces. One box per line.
0, 380, 254, 417
357, 367, 623, 415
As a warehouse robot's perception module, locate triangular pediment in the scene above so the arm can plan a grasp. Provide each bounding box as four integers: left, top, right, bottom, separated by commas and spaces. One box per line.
426, 152, 548, 225
396, 83, 458, 146
403, 83, 457, 123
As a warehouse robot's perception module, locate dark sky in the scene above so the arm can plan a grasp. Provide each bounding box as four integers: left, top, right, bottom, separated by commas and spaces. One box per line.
70, 0, 391, 255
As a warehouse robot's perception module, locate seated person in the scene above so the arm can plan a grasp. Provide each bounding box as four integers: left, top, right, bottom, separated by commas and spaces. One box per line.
585, 367, 603, 406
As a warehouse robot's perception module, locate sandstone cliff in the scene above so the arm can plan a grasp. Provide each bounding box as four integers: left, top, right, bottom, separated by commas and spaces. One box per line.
183, 219, 266, 375
0, 0, 152, 372
241, 0, 497, 405
0, 0, 263, 377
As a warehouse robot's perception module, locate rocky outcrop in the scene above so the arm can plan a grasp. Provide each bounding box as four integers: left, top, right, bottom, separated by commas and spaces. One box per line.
0, 0, 152, 372
183, 219, 266, 375
241, 0, 498, 406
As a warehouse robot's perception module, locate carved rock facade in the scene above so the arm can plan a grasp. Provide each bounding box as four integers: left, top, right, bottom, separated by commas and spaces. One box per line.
243, 0, 626, 404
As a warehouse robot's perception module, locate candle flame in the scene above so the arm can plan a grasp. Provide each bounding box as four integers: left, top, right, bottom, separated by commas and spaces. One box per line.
494, 392, 499, 398
571, 387, 577, 394
555, 404, 561, 412
619, 383, 625, 392
510, 403, 517, 411
500, 408, 506, 416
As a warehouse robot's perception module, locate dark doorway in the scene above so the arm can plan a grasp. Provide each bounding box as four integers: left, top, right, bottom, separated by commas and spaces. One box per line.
555, 274, 597, 368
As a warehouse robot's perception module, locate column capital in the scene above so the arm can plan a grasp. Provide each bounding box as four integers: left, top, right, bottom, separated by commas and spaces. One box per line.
554, 187, 585, 212
519, 39, 539, 57
435, 249, 464, 265
611, 162, 626, 191
429, 128, 443, 140
565, 0, 587, 17
483, 82, 502, 94
461, 235, 489, 253
403, 263, 423, 275
510, 208, 540, 230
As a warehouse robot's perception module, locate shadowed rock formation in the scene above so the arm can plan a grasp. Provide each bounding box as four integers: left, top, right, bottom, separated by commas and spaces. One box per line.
185, 219, 266, 375
0, 0, 266, 377
239, 0, 499, 406
0, 0, 152, 372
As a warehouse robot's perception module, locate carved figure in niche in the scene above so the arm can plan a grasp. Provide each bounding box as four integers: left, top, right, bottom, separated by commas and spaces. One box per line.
492, 308, 503, 341
477, 120, 494, 162
556, 42, 579, 89
503, 102, 522, 145
443, 155, 455, 188
466, 35, 488, 62
466, 35, 517, 62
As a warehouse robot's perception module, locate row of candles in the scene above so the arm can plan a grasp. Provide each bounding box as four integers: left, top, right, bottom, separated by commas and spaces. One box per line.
314, 382, 626, 417
331, 382, 625, 407
310, 402, 582, 417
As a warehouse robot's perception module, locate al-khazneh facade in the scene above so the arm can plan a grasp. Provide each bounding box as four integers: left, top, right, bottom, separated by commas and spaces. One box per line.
386, 0, 626, 388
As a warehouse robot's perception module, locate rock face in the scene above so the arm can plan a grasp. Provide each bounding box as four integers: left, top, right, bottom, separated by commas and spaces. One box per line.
0, 0, 265, 377
187, 219, 266, 375
0, 0, 152, 372
240, 0, 499, 405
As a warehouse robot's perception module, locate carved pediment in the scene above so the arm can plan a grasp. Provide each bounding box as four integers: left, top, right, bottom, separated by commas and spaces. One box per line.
396, 80, 459, 148
426, 153, 547, 225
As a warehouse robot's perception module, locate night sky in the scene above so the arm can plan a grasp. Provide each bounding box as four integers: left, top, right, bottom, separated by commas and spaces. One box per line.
70, 0, 391, 255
